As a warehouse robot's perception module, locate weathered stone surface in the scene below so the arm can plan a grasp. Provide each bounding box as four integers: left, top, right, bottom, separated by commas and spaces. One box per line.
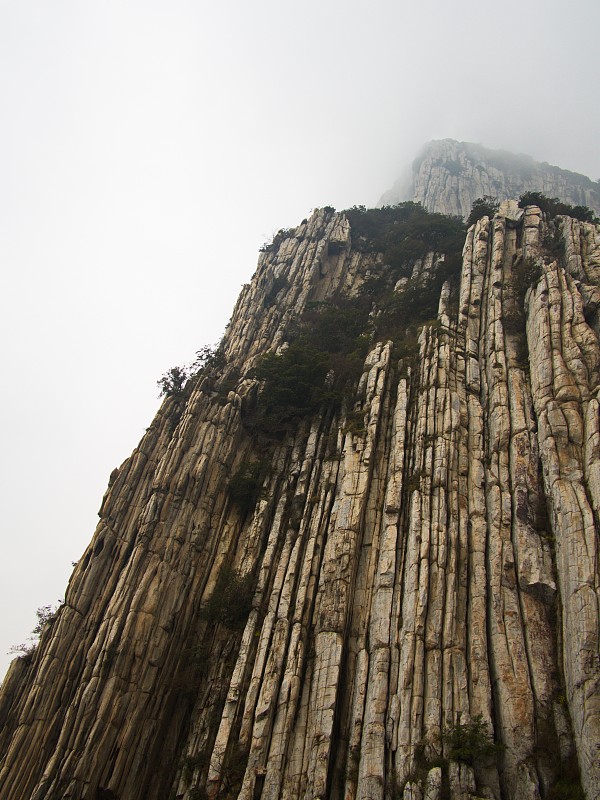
1, 199, 599, 800
381, 139, 600, 218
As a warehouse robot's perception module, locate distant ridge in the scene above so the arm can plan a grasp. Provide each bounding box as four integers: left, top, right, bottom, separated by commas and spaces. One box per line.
380, 138, 600, 218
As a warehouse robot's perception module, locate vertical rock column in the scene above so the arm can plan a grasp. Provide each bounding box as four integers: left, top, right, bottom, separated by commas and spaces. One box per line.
528, 255, 600, 800
479, 215, 540, 799
349, 374, 409, 800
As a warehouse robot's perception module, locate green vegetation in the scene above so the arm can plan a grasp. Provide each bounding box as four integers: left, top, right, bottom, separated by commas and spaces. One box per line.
543, 224, 565, 261
157, 344, 226, 399
372, 273, 454, 343
160, 206, 465, 440
260, 227, 297, 253
342, 409, 367, 437
443, 158, 463, 177
511, 256, 543, 308
191, 344, 226, 374
402, 717, 503, 800
250, 296, 371, 435
181, 752, 209, 788
187, 787, 208, 800
442, 716, 503, 766
32, 604, 58, 636
228, 460, 266, 514
504, 256, 543, 341
10, 603, 61, 661
251, 341, 332, 434
547, 756, 585, 800
346, 203, 464, 343
264, 275, 289, 306
518, 192, 598, 223
345, 203, 465, 270
466, 195, 500, 226
249, 204, 465, 434
157, 365, 188, 398
201, 566, 254, 630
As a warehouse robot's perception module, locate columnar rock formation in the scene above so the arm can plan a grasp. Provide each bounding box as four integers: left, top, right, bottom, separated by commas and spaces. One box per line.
380, 139, 600, 218
1, 198, 599, 800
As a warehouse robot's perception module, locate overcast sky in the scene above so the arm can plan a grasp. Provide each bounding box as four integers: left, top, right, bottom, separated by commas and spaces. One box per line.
1, 0, 598, 679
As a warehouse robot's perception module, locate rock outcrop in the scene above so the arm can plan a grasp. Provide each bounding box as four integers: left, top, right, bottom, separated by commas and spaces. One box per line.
380, 139, 600, 218
1, 197, 599, 800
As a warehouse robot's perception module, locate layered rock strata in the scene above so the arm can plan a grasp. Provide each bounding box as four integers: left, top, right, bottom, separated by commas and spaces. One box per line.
380, 139, 600, 218
1, 203, 599, 800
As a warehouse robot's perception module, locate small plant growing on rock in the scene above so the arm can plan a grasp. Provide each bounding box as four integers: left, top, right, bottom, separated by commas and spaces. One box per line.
191, 344, 226, 374
180, 751, 209, 787
442, 715, 503, 765
342, 409, 367, 437
158, 344, 227, 399
263, 275, 289, 306
512, 257, 542, 306
228, 461, 266, 514
467, 196, 499, 226
259, 227, 296, 253
187, 786, 208, 800
504, 256, 543, 356
547, 757, 585, 800
201, 566, 254, 630
32, 604, 58, 635
157, 365, 188, 398
9, 603, 61, 661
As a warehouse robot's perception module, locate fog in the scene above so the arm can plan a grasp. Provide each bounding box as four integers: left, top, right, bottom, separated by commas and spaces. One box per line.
1, 0, 598, 679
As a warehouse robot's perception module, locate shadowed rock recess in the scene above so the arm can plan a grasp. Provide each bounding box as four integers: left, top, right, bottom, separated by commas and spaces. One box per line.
1, 197, 600, 800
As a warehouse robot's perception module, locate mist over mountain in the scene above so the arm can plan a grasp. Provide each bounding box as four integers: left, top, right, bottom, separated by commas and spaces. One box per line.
380, 139, 600, 218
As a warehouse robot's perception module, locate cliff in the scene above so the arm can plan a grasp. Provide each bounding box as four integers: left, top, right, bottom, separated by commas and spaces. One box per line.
1, 195, 600, 800
380, 139, 600, 219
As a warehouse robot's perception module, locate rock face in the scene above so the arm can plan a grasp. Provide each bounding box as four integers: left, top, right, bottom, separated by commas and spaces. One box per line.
380, 139, 600, 218
1, 198, 600, 800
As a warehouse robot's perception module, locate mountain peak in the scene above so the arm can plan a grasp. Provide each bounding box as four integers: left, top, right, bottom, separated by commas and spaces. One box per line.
380, 139, 600, 217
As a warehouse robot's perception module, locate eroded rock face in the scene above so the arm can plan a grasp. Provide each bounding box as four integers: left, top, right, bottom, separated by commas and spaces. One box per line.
380, 139, 600, 218
1, 204, 599, 800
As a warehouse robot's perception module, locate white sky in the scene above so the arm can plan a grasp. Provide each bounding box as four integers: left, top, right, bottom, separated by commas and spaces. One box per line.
1, 0, 599, 679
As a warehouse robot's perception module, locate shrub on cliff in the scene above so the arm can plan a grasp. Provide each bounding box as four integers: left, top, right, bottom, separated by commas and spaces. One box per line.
228, 460, 266, 514
201, 567, 253, 630
250, 297, 372, 434
251, 341, 331, 434
345, 203, 465, 272
300, 297, 371, 388
466, 196, 499, 226
518, 192, 598, 223
158, 344, 227, 400
504, 256, 543, 340
191, 344, 226, 373
9, 603, 61, 661
157, 365, 188, 398
547, 756, 585, 800
250, 206, 466, 435
443, 716, 503, 765
259, 227, 296, 253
